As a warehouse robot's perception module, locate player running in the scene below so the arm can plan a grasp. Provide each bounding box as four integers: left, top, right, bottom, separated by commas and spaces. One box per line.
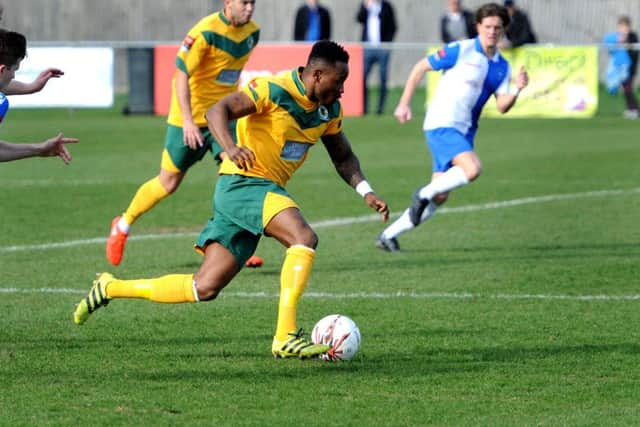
75, 41, 389, 359
106, 0, 264, 267
377, 2, 529, 252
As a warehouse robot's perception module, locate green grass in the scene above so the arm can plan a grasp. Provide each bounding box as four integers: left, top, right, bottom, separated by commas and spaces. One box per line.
1, 87, 639, 426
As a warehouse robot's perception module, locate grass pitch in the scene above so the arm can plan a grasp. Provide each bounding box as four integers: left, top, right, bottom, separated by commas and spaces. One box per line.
1, 89, 639, 426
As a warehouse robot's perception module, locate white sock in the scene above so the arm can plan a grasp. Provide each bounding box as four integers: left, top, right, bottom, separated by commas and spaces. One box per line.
192, 280, 200, 302
418, 166, 469, 201
382, 202, 438, 239
117, 217, 131, 234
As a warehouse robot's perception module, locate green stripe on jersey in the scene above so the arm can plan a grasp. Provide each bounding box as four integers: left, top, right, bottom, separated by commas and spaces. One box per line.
202, 30, 260, 58
268, 82, 340, 130
176, 57, 188, 75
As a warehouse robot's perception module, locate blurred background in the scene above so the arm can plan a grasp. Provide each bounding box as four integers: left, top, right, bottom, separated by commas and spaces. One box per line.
3, 0, 639, 110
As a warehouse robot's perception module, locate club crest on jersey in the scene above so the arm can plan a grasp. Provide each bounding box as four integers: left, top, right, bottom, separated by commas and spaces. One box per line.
318, 105, 329, 121
437, 48, 447, 58
247, 36, 255, 49
180, 35, 195, 52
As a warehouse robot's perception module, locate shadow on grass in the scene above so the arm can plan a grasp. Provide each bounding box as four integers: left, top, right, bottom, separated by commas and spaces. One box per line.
119, 341, 640, 383
17, 326, 635, 382
314, 241, 640, 273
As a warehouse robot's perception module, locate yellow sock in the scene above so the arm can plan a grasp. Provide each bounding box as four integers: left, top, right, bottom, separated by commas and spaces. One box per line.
106, 274, 197, 303
122, 176, 169, 225
275, 245, 315, 341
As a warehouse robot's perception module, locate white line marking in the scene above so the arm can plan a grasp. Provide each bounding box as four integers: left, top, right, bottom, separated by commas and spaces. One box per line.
1, 287, 639, 301
0, 179, 111, 187
2, 187, 639, 254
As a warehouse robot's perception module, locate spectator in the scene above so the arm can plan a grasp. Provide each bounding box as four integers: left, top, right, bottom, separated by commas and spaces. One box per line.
293, 0, 331, 42
440, 0, 477, 43
617, 16, 638, 119
500, 0, 536, 48
356, 0, 397, 115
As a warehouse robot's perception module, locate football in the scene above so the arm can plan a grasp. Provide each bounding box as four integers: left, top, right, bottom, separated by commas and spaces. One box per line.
311, 314, 361, 361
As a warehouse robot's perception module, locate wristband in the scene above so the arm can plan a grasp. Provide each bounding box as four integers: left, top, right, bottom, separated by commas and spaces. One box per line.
355, 180, 374, 197
513, 88, 521, 96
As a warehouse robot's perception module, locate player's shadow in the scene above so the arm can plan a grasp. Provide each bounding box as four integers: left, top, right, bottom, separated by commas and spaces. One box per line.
124, 341, 640, 383
42, 330, 640, 382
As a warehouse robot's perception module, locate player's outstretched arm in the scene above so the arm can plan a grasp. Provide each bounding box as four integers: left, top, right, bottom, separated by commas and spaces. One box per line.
321, 132, 389, 222
394, 57, 432, 124
0, 132, 78, 163
3, 68, 64, 95
205, 92, 257, 171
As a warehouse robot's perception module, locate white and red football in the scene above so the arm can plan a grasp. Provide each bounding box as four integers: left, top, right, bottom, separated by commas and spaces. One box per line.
312, 314, 361, 361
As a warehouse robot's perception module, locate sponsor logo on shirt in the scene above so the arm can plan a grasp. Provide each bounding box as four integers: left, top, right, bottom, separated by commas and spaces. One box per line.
281, 140, 311, 161
180, 35, 195, 52
437, 48, 447, 58
217, 69, 241, 85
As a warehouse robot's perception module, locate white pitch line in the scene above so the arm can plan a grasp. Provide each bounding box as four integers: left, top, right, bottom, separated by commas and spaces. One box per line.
1, 179, 111, 187
1, 187, 639, 254
1, 287, 639, 302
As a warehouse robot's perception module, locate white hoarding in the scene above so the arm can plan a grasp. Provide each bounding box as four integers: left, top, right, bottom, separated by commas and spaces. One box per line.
9, 47, 114, 108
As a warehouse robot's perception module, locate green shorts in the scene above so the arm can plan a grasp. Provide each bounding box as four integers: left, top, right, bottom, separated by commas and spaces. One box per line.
195, 174, 298, 265
163, 121, 236, 172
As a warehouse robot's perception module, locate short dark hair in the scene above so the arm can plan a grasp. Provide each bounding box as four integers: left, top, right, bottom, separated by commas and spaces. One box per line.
618, 16, 631, 27
0, 29, 27, 68
476, 3, 510, 28
307, 40, 349, 66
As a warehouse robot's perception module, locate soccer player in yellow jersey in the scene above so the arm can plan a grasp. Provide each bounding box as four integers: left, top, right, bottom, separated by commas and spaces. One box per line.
106, 0, 263, 267
74, 40, 389, 360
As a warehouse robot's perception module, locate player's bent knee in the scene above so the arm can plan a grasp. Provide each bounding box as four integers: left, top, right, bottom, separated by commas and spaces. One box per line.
296, 229, 318, 249
195, 284, 221, 301
433, 193, 449, 205
161, 178, 181, 194
467, 165, 482, 182
193, 276, 228, 301
307, 230, 319, 249
159, 172, 184, 194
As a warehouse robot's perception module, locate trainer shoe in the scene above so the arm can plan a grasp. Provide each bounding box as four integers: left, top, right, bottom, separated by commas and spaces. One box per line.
272, 328, 331, 359
245, 255, 264, 268
106, 216, 128, 266
408, 188, 429, 226
73, 272, 114, 325
376, 234, 400, 252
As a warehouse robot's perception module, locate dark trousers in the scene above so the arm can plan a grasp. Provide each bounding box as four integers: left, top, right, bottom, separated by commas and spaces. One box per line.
363, 48, 391, 115
622, 75, 639, 111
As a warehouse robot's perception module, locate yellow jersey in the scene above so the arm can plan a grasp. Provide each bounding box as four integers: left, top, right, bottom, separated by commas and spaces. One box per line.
219, 68, 343, 187
167, 11, 259, 127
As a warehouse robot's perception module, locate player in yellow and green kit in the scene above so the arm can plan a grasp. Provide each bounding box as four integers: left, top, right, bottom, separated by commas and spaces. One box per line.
74, 41, 389, 359
106, 0, 263, 267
